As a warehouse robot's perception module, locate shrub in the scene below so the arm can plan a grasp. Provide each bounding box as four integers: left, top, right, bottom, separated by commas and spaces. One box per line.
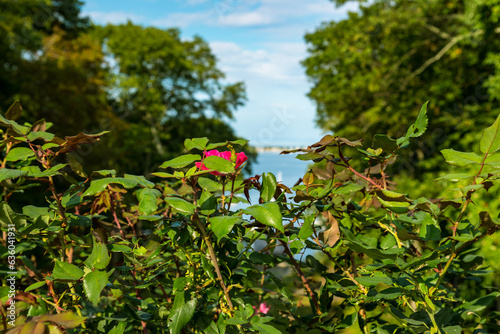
0, 101, 499, 333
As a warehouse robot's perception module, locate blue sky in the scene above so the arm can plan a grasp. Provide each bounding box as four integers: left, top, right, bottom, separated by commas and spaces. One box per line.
82, 0, 358, 147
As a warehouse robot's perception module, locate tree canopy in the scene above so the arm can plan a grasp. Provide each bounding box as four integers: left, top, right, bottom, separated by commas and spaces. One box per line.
0, 2, 249, 175
303, 0, 500, 178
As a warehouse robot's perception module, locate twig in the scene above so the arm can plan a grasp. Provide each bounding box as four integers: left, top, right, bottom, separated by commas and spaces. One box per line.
279, 239, 321, 315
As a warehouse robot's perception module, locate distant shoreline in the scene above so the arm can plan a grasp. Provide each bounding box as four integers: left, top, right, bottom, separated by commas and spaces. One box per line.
255, 146, 301, 154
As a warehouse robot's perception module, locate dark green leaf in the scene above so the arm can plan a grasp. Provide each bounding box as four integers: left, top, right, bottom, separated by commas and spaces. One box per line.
168, 291, 197, 334
5, 100, 22, 121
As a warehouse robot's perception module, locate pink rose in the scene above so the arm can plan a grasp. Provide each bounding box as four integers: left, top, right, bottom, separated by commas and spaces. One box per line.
252, 302, 270, 315
195, 149, 247, 176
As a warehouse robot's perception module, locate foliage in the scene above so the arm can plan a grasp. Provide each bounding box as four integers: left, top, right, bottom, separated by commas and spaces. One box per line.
0, 3, 252, 176
1, 101, 499, 333
303, 0, 500, 179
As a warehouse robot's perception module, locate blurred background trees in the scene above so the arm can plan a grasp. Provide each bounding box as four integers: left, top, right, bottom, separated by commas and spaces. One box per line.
0, 0, 249, 175
303, 0, 500, 195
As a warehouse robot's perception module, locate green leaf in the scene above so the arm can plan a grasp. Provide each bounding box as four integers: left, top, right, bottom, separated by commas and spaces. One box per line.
210, 216, 241, 241
5, 100, 22, 121
251, 322, 282, 334
419, 214, 441, 241
165, 197, 196, 215
203, 155, 235, 174
0, 202, 27, 229
40, 312, 87, 328
137, 188, 161, 215
228, 139, 249, 147
355, 276, 393, 287
442, 326, 462, 334
83, 270, 109, 305
459, 291, 500, 313
397, 102, 428, 146
198, 177, 222, 191
108, 322, 127, 334
52, 261, 84, 281
83, 177, 138, 197
168, 291, 197, 334
25, 281, 47, 292
484, 152, 500, 167
436, 173, 476, 182
124, 174, 154, 188
184, 137, 209, 151
298, 214, 314, 241
441, 149, 483, 167
26, 131, 55, 142
261, 172, 277, 202
0, 168, 27, 182
67, 153, 86, 177
28, 163, 67, 178
160, 154, 201, 169
0, 112, 30, 134
480, 113, 500, 154
5, 147, 34, 161
84, 239, 111, 270
343, 229, 403, 260
242, 202, 283, 232
411, 101, 429, 138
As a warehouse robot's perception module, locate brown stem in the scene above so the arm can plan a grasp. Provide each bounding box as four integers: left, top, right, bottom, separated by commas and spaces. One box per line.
226, 175, 237, 211
338, 147, 383, 190
279, 239, 321, 315
193, 215, 234, 311
110, 194, 125, 238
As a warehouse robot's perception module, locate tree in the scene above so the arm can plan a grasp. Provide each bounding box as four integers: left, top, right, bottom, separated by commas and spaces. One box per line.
303, 0, 500, 181
0, 0, 91, 109
93, 23, 248, 174
1, 2, 251, 175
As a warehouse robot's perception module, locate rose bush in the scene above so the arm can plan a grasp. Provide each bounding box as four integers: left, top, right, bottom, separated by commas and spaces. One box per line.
0, 101, 499, 333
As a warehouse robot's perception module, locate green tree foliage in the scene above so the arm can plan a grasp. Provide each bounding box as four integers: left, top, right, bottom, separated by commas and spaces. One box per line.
0, 0, 91, 108
93, 23, 248, 174
303, 0, 500, 179
0, 3, 251, 175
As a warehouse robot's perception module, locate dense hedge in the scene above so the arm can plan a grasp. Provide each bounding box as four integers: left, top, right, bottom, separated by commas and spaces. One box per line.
1, 101, 499, 333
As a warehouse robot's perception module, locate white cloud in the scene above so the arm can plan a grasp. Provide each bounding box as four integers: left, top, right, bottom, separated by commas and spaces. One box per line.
151, 12, 211, 28
217, 11, 273, 26
84, 11, 145, 25
151, 0, 356, 29
210, 41, 306, 82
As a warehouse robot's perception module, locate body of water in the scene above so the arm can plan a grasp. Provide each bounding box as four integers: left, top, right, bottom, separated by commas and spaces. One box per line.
249, 151, 310, 188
